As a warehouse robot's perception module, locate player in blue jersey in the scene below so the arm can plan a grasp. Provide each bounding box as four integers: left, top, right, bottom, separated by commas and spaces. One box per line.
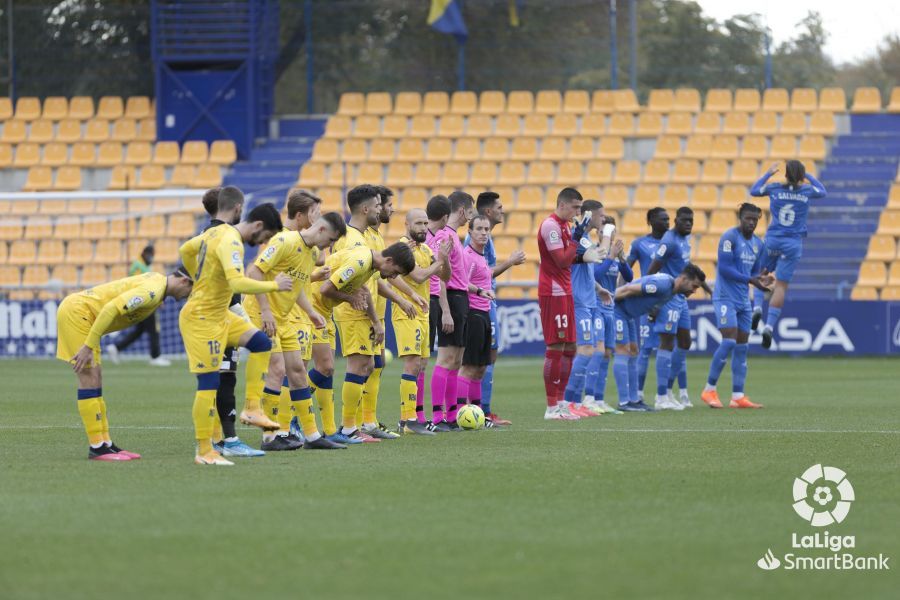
701, 203, 774, 409
647, 207, 712, 410
464, 191, 526, 426
612, 265, 706, 411
750, 160, 826, 349
562, 199, 614, 416
626, 207, 669, 402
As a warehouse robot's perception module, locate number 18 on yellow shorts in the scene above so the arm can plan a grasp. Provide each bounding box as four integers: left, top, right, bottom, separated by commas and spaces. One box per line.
180, 310, 255, 373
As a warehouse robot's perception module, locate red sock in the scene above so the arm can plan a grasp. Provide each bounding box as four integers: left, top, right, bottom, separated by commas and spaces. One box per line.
543, 349, 563, 407
559, 349, 575, 400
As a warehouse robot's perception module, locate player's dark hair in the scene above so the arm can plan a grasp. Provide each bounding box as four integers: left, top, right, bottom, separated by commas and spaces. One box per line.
375, 185, 394, 203
557, 187, 583, 205
676, 206, 693, 218
476, 191, 500, 214
217, 185, 244, 214
647, 207, 667, 223
347, 184, 379, 213
581, 199, 603, 213
382, 241, 416, 274
449, 190, 474, 213
246, 202, 282, 232
469, 214, 491, 230
785, 160, 806, 189
202, 187, 221, 216
286, 188, 321, 219
321, 211, 347, 237
142, 245, 154, 256
172, 265, 193, 280
738, 202, 762, 217
426, 194, 451, 221
681, 263, 706, 282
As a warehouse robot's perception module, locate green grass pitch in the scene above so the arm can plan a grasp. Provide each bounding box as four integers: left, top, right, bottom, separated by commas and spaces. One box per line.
1, 356, 898, 599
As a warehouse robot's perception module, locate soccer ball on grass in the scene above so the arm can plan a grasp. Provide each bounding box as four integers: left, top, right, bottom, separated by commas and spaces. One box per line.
457, 405, 485, 430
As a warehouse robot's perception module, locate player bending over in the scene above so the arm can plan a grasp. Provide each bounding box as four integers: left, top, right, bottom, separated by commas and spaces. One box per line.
58, 269, 193, 460
701, 203, 773, 409
750, 160, 826, 349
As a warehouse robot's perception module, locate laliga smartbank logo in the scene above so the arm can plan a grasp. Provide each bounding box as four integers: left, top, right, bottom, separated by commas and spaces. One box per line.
756, 464, 890, 571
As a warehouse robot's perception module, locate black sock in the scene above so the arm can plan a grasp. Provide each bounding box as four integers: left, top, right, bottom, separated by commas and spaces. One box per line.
217, 371, 238, 439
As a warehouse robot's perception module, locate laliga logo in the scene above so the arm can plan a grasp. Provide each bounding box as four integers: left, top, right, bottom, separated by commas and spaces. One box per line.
792, 464, 854, 527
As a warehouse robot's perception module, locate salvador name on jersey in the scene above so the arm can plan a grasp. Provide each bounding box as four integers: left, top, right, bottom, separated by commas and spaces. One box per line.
751, 174, 826, 238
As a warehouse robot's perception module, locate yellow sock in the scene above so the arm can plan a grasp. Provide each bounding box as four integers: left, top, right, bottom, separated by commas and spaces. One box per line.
362, 367, 382, 424
192, 389, 218, 455
243, 350, 270, 412
341, 373, 367, 431
291, 388, 320, 438
261, 385, 281, 426
76, 395, 104, 446
315, 385, 336, 435
278, 382, 292, 433
96, 397, 112, 444
212, 415, 223, 443
400, 374, 418, 421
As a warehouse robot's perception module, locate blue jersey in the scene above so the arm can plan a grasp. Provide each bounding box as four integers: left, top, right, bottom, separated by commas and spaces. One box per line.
653, 229, 692, 278
570, 230, 598, 308
750, 173, 826, 238
617, 274, 676, 319
593, 257, 634, 311
713, 227, 766, 305
627, 234, 662, 276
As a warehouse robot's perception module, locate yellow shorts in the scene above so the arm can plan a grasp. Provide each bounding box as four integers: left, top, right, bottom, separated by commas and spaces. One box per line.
336, 319, 376, 357
248, 312, 303, 353
311, 317, 336, 350
56, 296, 102, 366
180, 309, 256, 373
393, 317, 430, 358
298, 322, 313, 361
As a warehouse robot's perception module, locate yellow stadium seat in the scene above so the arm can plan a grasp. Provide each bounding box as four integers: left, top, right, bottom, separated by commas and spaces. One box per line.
527, 161, 555, 185
665, 112, 692, 136
881, 285, 900, 300
15, 97, 41, 121
887, 87, 900, 113
734, 89, 760, 112
507, 91, 534, 115
396, 187, 426, 210
552, 113, 578, 136
153, 238, 181, 264
819, 87, 846, 112
493, 236, 521, 259
730, 159, 759, 184
654, 135, 681, 159
65, 239, 93, 264
80, 264, 108, 286
636, 112, 663, 137
13, 143, 40, 167
808, 111, 836, 135
612, 89, 640, 112
23, 166, 53, 191
324, 161, 348, 186
851, 87, 881, 113
96, 238, 125, 264
386, 163, 413, 187
612, 160, 640, 184
56, 119, 82, 143
28, 119, 54, 143
69, 96, 94, 120
1, 119, 26, 143
516, 186, 545, 211
463, 114, 491, 137
84, 119, 110, 142
393, 92, 421, 116
691, 184, 719, 210
124, 141, 152, 165
449, 91, 477, 115
633, 185, 661, 208
97, 96, 124, 120
424, 138, 451, 162
167, 213, 196, 238
375, 115, 403, 138
311, 138, 338, 163
478, 91, 505, 115
324, 115, 351, 139
22, 265, 50, 286
696, 235, 718, 260
597, 137, 624, 160
790, 88, 817, 112
661, 184, 689, 209
705, 88, 732, 113
563, 90, 590, 114
10, 199, 38, 216
79, 219, 107, 241
535, 90, 562, 114
422, 92, 450, 115
107, 165, 135, 190
298, 162, 326, 187
641, 159, 669, 184
412, 162, 441, 187
708, 209, 735, 234
539, 137, 566, 161
351, 163, 380, 185
354, 115, 380, 138
580, 113, 606, 136
125, 96, 152, 120
337, 93, 364, 116
470, 162, 497, 186
701, 159, 728, 184
711, 135, 739, 159
41, 143, 67, 167
866, 235, 897, 260
674, 88, 701, 113
0, 219, 23, 240
136, 165, 165, 189
194, 164, 222, 188
24, 220, 53, 240
878, 211, 900, 235
35, 239, 64, 265
770, 135, 797, 159
0, 143, 9, 167
762, 88, 789, 112
584, 160, 613, 184
607, 113, 634, 136
693, 112, 721, 135
568, 136, 594, 160
504, 213, 533, 237
126, 198, 153, 213
850, 286, 879, 300
111, 118, 137, 142
498, 161, 526, 185
592, 90, 615, 113
0, 97, 10, 120
751, 112, 778, 135
780, 112, 807, 135
453, 137, 481, 161
397, 139, 424, 163
437, 114, 463, 138
740, 135, 767, 160
691, 211, 709, 233
96, 141, 123, 166
647, 89, 674, 113
798, 135, 826, 160
153, 141, 180, 165
621, 211, 647, 235
495, 114, 521, 137
38, 198, 67, 216
439, 162, 467, 186
8, 240, 36, 265
856, 261, 887, 287
672, 159, 700, 184
168, 164, 195, 187
511, 137, 538, 161
365, 92, 392, 115
684, 135, 712, 159
721, 111, 749, 135
887, 185, 900, 208
557, 160, 584, 184
409, 115, 436, 138
181, 141, 208, 164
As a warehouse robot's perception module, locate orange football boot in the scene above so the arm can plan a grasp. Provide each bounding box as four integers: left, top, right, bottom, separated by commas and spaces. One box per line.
700, 389, 723, 408
729, 396, 763, 409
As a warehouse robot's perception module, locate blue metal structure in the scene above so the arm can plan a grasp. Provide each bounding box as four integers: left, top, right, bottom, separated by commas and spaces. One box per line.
151, 0, 279, 159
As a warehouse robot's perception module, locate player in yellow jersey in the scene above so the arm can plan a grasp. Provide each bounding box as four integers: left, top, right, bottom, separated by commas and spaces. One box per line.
57, 269, 193, 460
243, 210, 347, 451
393, 208, 452, 435
179, 188, 292, 466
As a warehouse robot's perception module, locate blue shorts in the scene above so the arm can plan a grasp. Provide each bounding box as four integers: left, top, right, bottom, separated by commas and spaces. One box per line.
762, 235, 803, 283
713, 300, 752, 333
613, 308, 639, 347
489, 302, 498, 350
654, 294, 691, 335
597, 308, 615, 348
639, 314, 658, 349
575, 305, 601, 346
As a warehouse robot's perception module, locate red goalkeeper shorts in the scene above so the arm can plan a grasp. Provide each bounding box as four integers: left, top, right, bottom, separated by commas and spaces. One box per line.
539, 295, 576, 345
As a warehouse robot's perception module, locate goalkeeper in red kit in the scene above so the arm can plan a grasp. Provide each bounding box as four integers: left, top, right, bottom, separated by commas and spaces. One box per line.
537, 187, 607, 419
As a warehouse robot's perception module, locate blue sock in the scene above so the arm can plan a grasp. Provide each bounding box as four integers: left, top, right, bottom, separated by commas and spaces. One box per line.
563, 354, 590, 403
655, 349, 672, 396
707, 338, 735, 386
627, 355, 639, 403
677, 361, 687, 390
613, 354, 630, 406
667, 347, 686, 390
753, 289, 765, 311
480, 364, 494, 415
765, 307, 781, 330
583, 352, 601, 397
732, 343, 749, 395
637, 345, 653, 393
596, 355, 611, 401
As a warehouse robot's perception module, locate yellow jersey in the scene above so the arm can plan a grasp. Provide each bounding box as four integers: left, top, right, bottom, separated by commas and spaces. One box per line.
73, 272, 168, 348
366, 226, 387, 319
242, 228, 317, 321
334, 224, 379, 322
314, 246, 375, 318
393, 236, 434, 321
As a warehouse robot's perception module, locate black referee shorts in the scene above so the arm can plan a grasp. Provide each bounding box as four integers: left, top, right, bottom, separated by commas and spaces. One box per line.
432, 289, 469, 348
463, 309, 492, 367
